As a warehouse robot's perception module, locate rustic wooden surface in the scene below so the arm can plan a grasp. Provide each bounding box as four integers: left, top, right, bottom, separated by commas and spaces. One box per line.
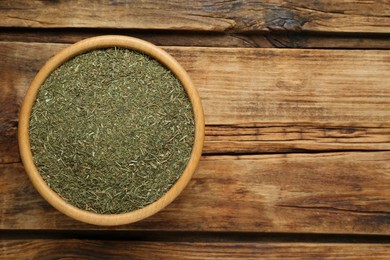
0, 0, 389, 258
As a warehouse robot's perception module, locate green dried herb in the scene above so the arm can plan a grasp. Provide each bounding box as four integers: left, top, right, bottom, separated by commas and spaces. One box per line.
29, 48, 194, 214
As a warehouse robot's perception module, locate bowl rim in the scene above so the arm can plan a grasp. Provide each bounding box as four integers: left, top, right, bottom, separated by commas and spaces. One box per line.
18, 35, 205, 226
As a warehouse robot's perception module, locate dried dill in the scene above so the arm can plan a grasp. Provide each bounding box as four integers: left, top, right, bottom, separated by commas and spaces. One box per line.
29, 48, 195, 214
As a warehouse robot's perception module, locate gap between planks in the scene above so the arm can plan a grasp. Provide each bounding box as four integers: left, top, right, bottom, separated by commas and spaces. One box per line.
1, 230, 390, 243
1, 29, 390, 49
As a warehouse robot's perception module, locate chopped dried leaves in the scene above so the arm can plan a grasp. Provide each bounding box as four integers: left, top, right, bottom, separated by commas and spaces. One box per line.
29, 48, 195, 214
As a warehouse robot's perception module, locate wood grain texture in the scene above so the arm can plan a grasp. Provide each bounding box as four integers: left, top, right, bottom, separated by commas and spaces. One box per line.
1, 240, 390, 259
0, 41, 389, 233
1, 152, 389, 234
1, 41, 389, 161
204, 122, 390, 154
1, 1, 390, 34
3, 41, 390, 125
170, 47, 390, 125
1, 0, 390, 256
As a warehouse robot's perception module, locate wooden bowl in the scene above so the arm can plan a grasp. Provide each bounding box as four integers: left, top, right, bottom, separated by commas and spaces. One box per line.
18, 35, 204, 226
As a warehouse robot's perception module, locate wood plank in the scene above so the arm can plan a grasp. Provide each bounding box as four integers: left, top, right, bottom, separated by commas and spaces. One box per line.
1, 152, 389, 234
2, 42, 390, 125
170, 47, 390, 125
204, 123, 390, 154
1, 42, 389, 233
1, 1, 390, 34
0, 42, 390, 124
2, 30, 390, 50
2, 122, 390, 162
1, 41, 389, 161
1, 240, 389, 259
0, 241, 365, 259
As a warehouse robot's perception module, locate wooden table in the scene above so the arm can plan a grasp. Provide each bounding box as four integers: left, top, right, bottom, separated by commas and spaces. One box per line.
1, 1, 390, 258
